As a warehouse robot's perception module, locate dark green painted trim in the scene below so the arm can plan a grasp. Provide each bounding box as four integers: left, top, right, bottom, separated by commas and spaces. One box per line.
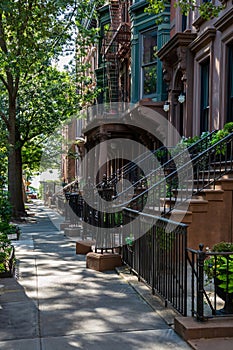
130, 4, 170, 103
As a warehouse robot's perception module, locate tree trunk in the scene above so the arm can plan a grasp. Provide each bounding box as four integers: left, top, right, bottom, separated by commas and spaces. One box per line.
8, 101, 26, 219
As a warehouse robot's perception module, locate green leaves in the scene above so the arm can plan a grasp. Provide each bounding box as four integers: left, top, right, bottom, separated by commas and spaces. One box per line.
217, 256, 233, 294
145, 0, 168, 15
204, 242, 233, 294
145, 0, 224, 20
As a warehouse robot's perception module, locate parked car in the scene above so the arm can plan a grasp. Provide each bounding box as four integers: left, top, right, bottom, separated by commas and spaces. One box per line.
26, 189, 37, 199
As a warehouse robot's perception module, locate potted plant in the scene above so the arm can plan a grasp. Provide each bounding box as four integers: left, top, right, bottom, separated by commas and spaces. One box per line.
125, 234, 134, 252
0, 222, 21, 240
204, 241, 233, 314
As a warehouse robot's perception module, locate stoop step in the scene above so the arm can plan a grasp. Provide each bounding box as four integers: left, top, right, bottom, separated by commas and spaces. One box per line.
175, 316, 233, 341
188, 337, 233, 350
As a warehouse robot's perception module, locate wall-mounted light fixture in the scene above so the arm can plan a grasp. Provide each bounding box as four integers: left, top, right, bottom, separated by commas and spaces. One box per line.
178, 92, 185, 104
75, 136, 86, 145
163, 101, 170, 112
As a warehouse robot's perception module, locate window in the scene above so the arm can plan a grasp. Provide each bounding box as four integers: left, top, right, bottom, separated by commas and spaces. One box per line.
141, 29, 157, 97
227, 44, 233, 122
200, 60, 210, 133
182, 15, 187, 32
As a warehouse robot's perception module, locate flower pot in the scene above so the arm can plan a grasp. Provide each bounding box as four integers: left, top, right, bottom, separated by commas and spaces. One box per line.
215, 279, 233, 314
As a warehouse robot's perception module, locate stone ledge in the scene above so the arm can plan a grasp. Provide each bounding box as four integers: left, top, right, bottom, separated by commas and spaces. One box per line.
175, 316, 233, 341
188, 337, 233, 350
86, 252, 122, 272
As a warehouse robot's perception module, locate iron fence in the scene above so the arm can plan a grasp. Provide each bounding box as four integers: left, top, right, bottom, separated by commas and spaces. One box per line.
122, 208, 188, 316
187, 244, 233, 321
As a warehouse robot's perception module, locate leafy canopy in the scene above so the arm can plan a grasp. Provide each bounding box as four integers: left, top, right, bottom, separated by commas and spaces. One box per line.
145, 0, 224, 20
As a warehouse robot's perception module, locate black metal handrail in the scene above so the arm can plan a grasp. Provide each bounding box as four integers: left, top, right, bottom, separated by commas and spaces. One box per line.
113, 130, 217, 205
104, 145, 172, 190
63, 130, 221, 230
116, 131, 233, 216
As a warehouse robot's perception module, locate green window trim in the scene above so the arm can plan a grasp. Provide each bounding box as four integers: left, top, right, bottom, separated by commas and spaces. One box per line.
140, 28, 158, 98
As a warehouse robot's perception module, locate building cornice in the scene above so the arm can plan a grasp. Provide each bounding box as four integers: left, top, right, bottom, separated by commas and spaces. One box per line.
157, 32, 197, 61
130, 0, 148, 13
214, 6, 233, 32
189, 28, 216, 53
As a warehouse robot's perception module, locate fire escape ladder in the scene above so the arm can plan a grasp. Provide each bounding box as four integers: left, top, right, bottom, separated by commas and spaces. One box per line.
110, 0, 121, 31
101, 1, 131, 102
106, 49, 120, 102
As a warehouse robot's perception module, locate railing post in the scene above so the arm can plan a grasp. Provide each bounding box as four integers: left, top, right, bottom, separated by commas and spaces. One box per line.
64, 191, 71, 223
196, 243, 206, 321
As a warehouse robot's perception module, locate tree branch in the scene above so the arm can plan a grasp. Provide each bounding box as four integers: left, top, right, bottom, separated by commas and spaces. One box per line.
0, 110, 9, 129
0, 13, 8, 54
0, 74, 9, 91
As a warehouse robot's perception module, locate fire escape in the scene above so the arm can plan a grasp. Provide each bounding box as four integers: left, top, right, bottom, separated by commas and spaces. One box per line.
101, 0, 131, 103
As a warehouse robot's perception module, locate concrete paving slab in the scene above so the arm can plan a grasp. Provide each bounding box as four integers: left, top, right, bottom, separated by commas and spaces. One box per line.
0, 338, 40, 350
37, 274, 138, 293
0, 288, 30, 303
39, 287, 168, 337
39, 305, 168, 337
39, 291, 163, 311
37, 283, 137, 299
13, 239, 34, 251
15, 259, 37, 279
0, 301, 39, 340
41, 329, 191, 350
0, 277, 31, 304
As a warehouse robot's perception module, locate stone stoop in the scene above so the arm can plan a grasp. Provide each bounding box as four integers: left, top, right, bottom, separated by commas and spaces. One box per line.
174, 316, 233, 349
173, 185, 233, 248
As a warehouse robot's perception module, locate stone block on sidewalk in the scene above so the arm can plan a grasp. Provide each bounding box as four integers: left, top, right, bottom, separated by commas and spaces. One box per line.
64, 227, 82, 237
76, 240, 95, 255
86, 252, 122, 272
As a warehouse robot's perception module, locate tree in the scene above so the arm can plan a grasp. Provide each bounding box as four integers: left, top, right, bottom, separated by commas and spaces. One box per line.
20, 67, 77, 184
0, 0, 78, 217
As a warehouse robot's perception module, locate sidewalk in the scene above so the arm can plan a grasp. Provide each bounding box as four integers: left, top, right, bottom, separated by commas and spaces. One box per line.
0, 201, 191, 350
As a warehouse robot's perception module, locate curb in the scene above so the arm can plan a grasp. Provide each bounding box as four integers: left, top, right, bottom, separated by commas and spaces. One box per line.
115, 265, 180, 327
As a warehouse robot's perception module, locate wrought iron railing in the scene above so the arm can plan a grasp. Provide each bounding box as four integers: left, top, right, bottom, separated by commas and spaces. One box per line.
118, 131, 233, 216
96, 145, 173, 193
113, 130, 217, 207
96, 130, 216, 197
187, 244, 233, 321
122, 209, 188, 316
62, 130, 223, 235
